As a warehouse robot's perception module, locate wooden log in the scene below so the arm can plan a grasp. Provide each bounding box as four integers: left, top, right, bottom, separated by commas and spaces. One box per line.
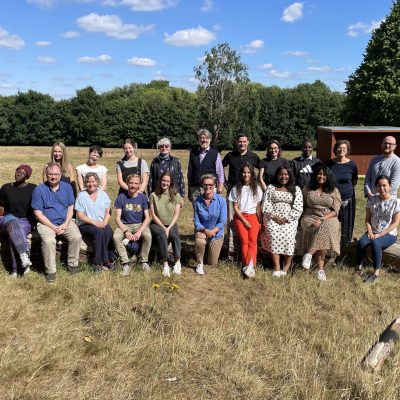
363, 316, 400, 372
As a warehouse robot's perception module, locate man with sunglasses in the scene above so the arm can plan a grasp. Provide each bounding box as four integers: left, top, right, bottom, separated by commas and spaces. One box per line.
365, 136, 400, 198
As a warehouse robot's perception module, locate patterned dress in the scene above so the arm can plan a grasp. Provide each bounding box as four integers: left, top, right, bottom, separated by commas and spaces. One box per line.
296, 188, 342, 256
261, 185, 303, 255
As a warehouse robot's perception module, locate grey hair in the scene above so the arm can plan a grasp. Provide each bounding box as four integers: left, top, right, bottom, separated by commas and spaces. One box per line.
197, 128, 212, 140
200, 174, 216, 185
157, 137, 172, 148
84, 172, 100, 186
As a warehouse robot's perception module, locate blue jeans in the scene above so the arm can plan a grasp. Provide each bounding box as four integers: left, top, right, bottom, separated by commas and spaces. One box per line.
356, 232, 397, 269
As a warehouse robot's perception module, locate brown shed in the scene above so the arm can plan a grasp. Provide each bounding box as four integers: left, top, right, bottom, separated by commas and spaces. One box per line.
316, 126, 400, 175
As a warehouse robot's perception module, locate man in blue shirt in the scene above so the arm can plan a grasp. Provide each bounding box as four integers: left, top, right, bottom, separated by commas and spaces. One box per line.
32, 163, 81, 282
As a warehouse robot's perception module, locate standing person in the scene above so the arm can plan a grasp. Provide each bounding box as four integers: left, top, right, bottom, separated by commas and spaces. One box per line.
148, 138, 185, 198
326, 140, 358, 251
149, 172, 182, 277
43, 141, 76, 196
364, 136, 400, 198
187, 129, 224, 205
32, 163, 82, 283
193, 174, 227, 275
116, 139, 149, 195
76, 145, 108, 192
297, 164, 341, 281
74, 173, 115, 273
0, 165, 36, 277
291, 139, 321, 189
356, 175, 400, 284
223, 134, 260, 259
228, 163, 263, 278
258, 140, 290, 191
113, 174, 152, 276
261, 167, 303, 277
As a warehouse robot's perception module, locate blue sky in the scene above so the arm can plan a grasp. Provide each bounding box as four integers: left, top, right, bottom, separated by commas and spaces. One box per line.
0, 0, 394, 99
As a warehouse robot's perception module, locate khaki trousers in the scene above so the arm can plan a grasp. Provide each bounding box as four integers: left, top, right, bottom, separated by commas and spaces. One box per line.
194, 235, 224, 266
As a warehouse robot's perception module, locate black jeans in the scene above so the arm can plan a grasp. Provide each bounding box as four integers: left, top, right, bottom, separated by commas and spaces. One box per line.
150, 223, 181, 261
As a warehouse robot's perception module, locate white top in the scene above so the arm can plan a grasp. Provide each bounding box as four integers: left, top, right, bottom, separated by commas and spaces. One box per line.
76, 164, 107, 187
74, 189, 111, 226
228, 185, 263, 214
368, 196, 400, 236
115, 159, 150, 174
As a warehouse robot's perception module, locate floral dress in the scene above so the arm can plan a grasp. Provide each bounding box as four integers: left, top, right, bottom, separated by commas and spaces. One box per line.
261, 185, 303, 255
296, 188, 342, 256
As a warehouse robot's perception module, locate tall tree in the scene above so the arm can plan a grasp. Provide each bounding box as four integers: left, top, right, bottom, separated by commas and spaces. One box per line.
345, 0, 400, 125
194, 42, 249, 146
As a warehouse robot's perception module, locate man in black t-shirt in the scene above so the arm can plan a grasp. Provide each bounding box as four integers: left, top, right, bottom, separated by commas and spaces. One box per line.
222, 134, 260, 260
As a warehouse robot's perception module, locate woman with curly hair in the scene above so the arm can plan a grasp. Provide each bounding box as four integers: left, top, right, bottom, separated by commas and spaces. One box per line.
261, 167, 303, 277
228, 163, 263, 278
297, 164, 341, 281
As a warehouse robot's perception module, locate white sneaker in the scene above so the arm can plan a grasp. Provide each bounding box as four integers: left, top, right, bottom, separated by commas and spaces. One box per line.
120, 264, 131, 276
196, 263, 204, 275
23, 266, 31, 275
20, 252, 32, 268
272, 270, 281, 278
243, 264, 256, 278
280, 271, 287, 277
141, 262, 151, 272
122, 238, 129, 246
11, 272, 17, 279
162, 264, 171, 277
302, 253, 312, 270
317, 270, 327, 281
172, 261, 182, 274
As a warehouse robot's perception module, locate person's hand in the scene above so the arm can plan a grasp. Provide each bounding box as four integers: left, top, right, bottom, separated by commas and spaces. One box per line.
243, 220, 251, 229
125, 230, 135, 241
165, 227, 170, 238
312, 218, 322, 228
273, 216, 286, 225
132, 231, 142, 241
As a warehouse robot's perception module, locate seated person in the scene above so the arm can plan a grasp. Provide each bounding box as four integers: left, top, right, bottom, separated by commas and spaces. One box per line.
149, 171, 182, 277
75, 172, 115, 273
113, 174, 152, 276
194, 174, 227, 275
0, 164, 36, 277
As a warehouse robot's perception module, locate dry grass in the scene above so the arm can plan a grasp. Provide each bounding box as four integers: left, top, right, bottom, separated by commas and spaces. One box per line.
0, 146, 400, 400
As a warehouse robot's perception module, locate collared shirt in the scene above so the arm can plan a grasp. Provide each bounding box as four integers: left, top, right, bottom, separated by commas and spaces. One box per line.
194, 193, 227, 241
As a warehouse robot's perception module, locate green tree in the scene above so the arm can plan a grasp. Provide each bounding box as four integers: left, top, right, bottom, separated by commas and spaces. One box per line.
194, 42, 249, 146
345, 0, 400, 125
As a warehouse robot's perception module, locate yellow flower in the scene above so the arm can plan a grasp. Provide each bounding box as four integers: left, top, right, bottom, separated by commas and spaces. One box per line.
171, 284, 180, 290
152, 283, 160, 289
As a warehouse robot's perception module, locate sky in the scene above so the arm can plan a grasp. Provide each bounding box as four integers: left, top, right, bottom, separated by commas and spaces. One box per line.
0, 0, 394, 100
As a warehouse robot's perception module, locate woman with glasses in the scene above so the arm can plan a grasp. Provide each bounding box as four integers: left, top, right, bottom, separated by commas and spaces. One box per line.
148, 137, 185, 198
0, 165, 36, 277
193, 174, 227, 275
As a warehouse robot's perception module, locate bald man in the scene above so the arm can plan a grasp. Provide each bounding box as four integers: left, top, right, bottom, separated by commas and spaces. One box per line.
364, 136, 400, 198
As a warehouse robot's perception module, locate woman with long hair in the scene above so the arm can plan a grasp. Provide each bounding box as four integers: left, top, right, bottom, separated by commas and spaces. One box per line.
149, 171, 182, 277
261, 167, 303, 277
228, 163, 263, 278
297, 164, 341, 281
116, 139, 149, 195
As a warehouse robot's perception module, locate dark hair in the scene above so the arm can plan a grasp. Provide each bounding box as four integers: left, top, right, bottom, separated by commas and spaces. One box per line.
89, 145, 103, 157
266, 139, 282, 160
333, 139, 351, 155
236, 163, 258, 200
236, 133, 248, 141
375, 174, 390, 187
301, 138, 313, 148
155, 171, 177, 202
272, 167, 297, 202
122, 139, 137, 161
308, 163, 336, 193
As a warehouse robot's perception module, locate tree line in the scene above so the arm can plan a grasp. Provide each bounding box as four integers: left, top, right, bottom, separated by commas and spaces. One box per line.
0, 79, 344, 149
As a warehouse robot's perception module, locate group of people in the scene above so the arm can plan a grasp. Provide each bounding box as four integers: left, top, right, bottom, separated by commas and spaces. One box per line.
0, 132, 399, 284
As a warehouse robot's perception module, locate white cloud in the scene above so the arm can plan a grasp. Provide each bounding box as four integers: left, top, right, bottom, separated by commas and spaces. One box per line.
197, 55, 206, 63
305, 66, 347, 73
27, 0, 56, 7
79, 75, 92, 80
258, 63, 273, 70
201, 0, 213, 12
37, 56, 56, 64
35, 40, 51, 46
164, 26, 215, 47
0, 27, 25, 49
281, 2, 303, 23
154, 70, 167, 80
347, 20, 383, 37
103, 0, 177, 11
267, 69, 290, 79
127, 57, 156, 67
0, 83, 14, 89
77, 13, 154, 40
61, 30, 81, 38
241, 39, 264, 54
77, 54, 112, 63
285, 50, 308, 57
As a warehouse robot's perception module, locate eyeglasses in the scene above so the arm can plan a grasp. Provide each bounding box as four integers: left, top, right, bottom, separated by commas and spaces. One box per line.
159, 145, 170, 149
47, 173, 61, 177
384, 142, 396, 146
203, 184, 214, 188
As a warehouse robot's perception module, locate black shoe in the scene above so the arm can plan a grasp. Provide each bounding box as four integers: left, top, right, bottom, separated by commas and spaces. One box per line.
364, 274, 379, 284
67, 265, 79, 274
46, 273, 56, 283
93, 265, 102, 274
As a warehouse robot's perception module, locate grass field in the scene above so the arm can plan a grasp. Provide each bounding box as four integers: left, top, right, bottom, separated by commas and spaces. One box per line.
0, 146, 399, 400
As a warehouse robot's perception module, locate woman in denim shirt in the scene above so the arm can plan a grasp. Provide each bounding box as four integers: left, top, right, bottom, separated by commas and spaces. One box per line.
194, 174, 227, 275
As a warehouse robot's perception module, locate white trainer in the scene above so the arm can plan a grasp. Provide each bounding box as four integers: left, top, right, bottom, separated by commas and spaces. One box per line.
280, 271, 287, 277
20, 252, 32, 268
120, 264, 131, 276
162, 264, 171, 277
272, 270, 281, 278
196, 263, 204, 275
317, 270, 327, 281
172, 261, 182, 274
302, 253, 312, 270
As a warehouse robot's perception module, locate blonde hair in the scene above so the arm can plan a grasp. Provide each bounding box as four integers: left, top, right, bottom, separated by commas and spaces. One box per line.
50, 141, 71, 177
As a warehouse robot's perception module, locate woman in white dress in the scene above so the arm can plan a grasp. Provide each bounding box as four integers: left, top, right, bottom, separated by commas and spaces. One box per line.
261, 167, 303, 277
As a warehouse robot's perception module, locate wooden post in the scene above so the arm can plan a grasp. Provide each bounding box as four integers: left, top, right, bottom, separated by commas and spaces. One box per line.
363, 316, 400, 372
